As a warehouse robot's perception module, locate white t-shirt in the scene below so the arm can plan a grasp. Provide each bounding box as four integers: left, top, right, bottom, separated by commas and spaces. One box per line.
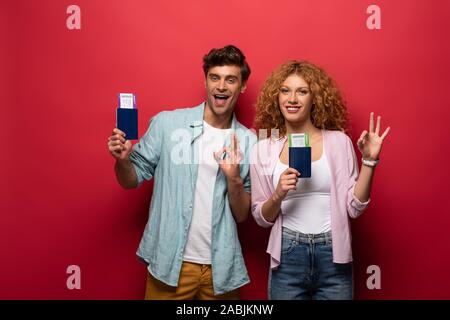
183, 121, 231, 264
272, 144, 332, 234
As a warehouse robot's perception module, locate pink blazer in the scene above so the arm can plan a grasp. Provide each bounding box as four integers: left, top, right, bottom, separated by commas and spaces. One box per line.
250, 130, 370, 269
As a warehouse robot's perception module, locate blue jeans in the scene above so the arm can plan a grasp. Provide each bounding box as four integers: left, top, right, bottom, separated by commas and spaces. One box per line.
269, 227, 353, 300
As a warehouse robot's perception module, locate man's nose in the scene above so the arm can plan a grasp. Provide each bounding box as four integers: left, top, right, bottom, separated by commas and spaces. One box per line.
217, 79, 227, 91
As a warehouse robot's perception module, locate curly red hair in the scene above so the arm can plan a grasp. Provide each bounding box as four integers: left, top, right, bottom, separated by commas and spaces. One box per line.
255, 61, 350, 138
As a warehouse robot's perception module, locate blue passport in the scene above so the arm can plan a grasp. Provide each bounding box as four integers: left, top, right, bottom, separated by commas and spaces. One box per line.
289, 147, 311, 178
116, 108, 138, 140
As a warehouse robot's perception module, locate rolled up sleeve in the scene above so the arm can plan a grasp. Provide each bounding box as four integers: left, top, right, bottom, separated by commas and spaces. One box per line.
241, 131, 257, 193
129, 112, 164, 186
345, 136, 370, 218
250, 143, 275, 228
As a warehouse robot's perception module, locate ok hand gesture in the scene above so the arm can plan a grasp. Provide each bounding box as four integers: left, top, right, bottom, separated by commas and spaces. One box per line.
357, 112, 391, 161
214, 133, 243, 180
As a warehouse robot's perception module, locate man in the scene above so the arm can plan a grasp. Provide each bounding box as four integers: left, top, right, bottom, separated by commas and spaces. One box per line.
107, 45, 256, 299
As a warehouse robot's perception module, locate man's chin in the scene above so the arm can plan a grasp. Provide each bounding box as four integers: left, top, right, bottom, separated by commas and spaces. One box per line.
211, 104, 232, 115
206, 99, 236, 117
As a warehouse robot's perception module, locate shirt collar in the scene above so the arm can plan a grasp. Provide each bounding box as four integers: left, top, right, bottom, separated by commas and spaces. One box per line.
190, 102, 238, 143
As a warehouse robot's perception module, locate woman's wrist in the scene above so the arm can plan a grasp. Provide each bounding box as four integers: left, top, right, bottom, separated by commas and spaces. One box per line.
362, 157, 379, 167
271, 192, 283, 205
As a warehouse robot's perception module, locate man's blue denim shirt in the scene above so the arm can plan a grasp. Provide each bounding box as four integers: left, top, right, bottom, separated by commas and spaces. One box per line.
129, 103, 257, 295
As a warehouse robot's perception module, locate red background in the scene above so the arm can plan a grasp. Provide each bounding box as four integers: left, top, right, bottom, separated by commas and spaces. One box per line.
2, 0, 450, 299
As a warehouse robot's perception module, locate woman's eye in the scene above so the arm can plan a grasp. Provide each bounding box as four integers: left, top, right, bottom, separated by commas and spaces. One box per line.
280, 88, 289, 94
299, 90, 309, 95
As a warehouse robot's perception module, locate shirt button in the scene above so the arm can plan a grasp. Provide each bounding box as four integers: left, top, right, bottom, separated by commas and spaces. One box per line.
188, 203, 193, 209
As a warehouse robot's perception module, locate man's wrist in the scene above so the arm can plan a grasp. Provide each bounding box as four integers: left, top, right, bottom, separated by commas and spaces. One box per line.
226, 175, 243, 186
116, 157, 131, 167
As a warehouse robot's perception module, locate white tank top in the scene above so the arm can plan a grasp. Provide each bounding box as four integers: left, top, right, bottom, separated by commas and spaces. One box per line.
272, 144, 332, 234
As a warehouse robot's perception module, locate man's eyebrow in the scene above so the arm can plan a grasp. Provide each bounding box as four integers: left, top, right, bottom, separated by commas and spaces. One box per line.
209, 73, 239, 79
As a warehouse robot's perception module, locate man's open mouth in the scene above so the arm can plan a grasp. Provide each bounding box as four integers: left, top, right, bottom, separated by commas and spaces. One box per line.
213, 94, 230, 106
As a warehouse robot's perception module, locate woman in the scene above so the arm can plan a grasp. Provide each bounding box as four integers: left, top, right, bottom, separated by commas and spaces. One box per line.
250, 61, 390, 300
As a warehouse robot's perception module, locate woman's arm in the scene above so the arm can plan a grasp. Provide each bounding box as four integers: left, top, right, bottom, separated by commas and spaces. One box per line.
354, 165, 375, 203
354, 112, 390, 203
261, 168, 300, 222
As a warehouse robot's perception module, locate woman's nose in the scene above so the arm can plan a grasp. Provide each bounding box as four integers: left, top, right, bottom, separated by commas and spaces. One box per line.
288, 92, 298, 104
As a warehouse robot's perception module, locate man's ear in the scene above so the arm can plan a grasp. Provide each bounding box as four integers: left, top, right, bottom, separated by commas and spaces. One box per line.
240, 82, 247, 93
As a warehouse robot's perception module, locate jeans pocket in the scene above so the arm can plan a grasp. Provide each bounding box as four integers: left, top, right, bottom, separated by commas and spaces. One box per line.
281, 237, 296, 254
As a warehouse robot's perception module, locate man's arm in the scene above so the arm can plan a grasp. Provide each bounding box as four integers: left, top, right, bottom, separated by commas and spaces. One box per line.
108, 112, 164, 189
115, 157, 138, 189
215, 133, 251, 223
108, 128, 138, 189
226, 176, 251, 223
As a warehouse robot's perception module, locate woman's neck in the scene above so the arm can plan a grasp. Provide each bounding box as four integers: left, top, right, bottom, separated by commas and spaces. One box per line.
285, 120, 320, 137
